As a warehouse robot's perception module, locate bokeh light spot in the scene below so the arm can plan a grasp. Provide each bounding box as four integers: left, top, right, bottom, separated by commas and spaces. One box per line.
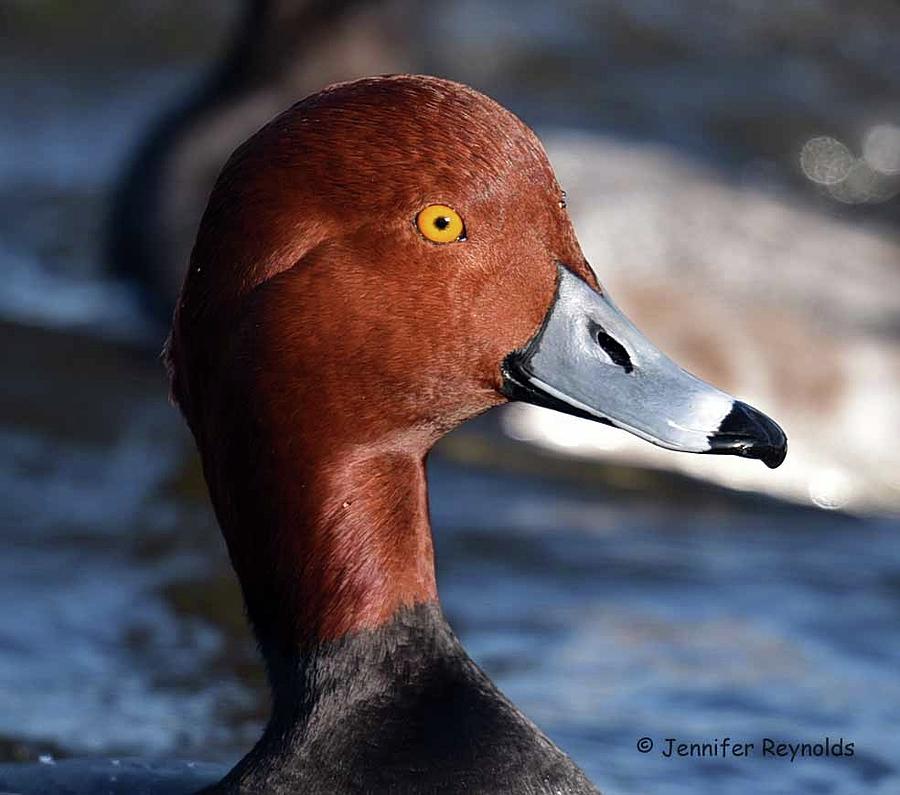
800, 136, 854, 185
863, 124, 900, 175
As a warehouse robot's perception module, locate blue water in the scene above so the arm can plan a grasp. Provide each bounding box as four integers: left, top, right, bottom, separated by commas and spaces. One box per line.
431, 460, 900, 793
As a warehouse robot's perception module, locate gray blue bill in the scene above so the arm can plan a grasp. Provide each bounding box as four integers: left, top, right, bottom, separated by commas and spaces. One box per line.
502, 264, 787, 468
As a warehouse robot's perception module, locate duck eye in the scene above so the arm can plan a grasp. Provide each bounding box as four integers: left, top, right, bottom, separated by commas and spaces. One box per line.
416, 204, 466, 244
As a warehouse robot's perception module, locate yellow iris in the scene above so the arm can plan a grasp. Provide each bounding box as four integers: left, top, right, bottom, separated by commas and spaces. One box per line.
416, 204, 465, 243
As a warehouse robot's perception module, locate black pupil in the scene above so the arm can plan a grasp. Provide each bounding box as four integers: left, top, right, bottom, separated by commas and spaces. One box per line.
434, 216, 451, 231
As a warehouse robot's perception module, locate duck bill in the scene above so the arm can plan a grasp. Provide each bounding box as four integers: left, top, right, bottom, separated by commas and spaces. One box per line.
501, 265, 787, 469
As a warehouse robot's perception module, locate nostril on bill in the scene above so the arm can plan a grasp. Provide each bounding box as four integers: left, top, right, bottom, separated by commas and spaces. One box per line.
592, 324, 634, 373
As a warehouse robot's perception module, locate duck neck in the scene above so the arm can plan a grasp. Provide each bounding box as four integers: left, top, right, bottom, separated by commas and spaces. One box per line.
220, 0, 358, 86
220, 445, 439, 673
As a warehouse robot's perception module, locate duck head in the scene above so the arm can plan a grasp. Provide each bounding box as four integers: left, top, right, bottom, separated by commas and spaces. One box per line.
167, 75, 786, 651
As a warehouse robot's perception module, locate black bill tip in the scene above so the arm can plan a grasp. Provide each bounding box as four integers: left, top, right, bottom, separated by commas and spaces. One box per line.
707, 400, 788, 469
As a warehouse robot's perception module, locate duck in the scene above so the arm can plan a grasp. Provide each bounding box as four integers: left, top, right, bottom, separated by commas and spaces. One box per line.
106, 0, 406, 325
0, 74, 786, 794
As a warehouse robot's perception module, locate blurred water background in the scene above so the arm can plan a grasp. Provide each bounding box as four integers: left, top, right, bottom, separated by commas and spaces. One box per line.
1, 2, 899, 793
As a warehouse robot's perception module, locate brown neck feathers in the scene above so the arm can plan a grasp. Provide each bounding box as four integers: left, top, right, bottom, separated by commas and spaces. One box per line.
203, 424, 438, 656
